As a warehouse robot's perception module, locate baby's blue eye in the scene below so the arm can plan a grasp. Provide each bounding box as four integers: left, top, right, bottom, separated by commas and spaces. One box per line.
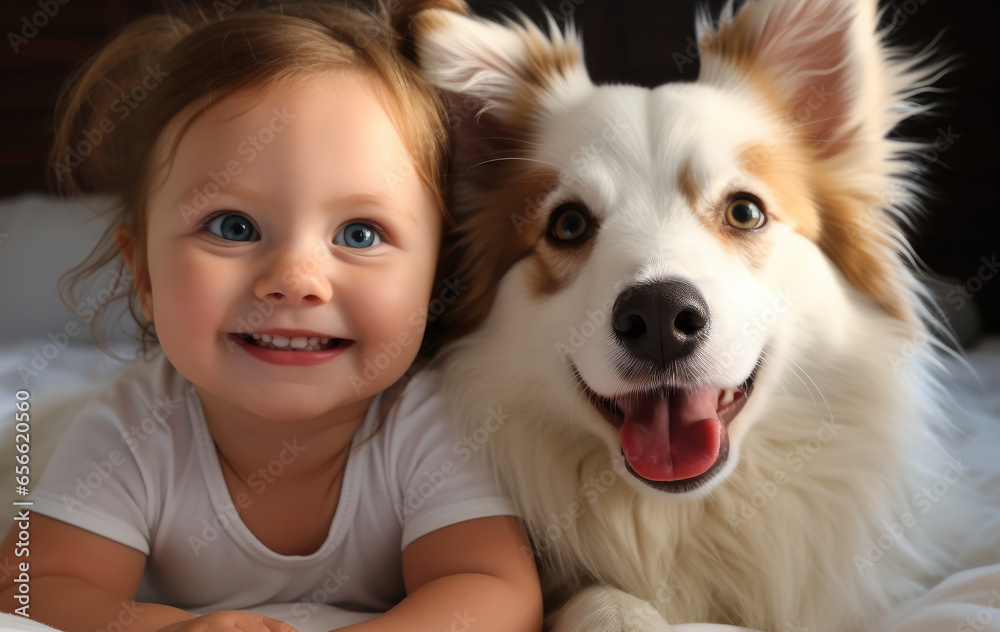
206, 213, 260, 242
335, 222, 382, 249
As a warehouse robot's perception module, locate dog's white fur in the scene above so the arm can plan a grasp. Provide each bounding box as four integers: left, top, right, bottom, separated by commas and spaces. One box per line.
412, 1, 987, 630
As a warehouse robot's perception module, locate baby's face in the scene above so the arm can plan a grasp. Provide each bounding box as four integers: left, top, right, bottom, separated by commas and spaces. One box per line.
139, 72, 442, 422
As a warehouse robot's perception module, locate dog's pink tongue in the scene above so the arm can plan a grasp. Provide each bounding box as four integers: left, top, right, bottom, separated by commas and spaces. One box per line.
619, 388, 722, 481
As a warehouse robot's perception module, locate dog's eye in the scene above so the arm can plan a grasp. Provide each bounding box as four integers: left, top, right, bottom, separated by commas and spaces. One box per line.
726, 198, 766, 230
550, 205, 589, 242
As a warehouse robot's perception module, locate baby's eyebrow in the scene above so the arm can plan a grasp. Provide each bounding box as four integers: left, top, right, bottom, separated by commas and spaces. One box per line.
170, 179, 256, 213
327, 193, 417, 225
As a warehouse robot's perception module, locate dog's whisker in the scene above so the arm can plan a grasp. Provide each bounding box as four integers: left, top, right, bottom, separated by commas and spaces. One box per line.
776, 353, 834, 422
789, 113, 848, 131
460, 137, 573, 167
460, 156, 564, 174
752, 352, 793, 402
755, 350, 800, 399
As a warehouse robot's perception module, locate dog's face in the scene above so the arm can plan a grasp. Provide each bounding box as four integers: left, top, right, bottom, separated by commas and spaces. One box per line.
414, 0, 928, 497
518, 83, 800, 494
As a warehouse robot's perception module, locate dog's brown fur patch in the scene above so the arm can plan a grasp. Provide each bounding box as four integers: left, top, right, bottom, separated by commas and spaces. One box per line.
419, 14, 587, 345
678, 159, 701, 209
700, 3, 911, 323
527, 217, 598, 296
811, 172, 912, 323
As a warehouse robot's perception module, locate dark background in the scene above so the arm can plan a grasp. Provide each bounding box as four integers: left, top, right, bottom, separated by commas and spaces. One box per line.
2, 0, 997, 334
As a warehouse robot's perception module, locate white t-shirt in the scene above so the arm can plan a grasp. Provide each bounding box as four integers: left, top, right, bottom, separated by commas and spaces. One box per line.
30, 352, 516, 615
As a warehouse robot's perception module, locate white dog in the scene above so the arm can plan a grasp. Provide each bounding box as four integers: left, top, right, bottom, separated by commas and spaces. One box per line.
410, 1, 988, 630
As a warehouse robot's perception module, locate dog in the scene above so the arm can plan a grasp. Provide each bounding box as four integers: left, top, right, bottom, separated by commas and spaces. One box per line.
408, 0, 987, 630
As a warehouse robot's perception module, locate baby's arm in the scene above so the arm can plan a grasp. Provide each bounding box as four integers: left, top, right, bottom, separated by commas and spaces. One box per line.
0, 513, 190, 630
338, 515, 543, 632
0, 514, 293, 632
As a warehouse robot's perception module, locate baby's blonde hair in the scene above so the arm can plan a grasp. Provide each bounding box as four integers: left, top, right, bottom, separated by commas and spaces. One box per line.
53, 0, 463, 358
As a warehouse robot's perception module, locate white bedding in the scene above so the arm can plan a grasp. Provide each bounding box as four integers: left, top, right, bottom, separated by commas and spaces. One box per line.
1, 195, 998, 631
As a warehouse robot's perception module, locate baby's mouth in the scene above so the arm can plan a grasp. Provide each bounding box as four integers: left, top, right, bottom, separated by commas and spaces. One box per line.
232, 333, 343, 352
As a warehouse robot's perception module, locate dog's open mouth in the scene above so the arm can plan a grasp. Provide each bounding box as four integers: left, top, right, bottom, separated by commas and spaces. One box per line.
575, 366, 757, 493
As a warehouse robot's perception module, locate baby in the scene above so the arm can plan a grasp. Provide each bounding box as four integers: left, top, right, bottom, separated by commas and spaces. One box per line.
0, 2, 541, 631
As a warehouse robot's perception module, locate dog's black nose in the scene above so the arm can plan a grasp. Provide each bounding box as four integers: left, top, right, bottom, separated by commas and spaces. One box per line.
612, 280, 710, 368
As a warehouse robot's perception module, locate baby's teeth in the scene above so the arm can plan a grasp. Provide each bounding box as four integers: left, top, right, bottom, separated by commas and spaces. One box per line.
244, 333, 335, 350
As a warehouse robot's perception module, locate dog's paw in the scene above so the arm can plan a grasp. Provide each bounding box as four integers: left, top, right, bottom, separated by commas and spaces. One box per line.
551, 585, 672, 632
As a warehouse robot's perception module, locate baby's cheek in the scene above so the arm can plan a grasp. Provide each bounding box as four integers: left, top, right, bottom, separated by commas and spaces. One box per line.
372, 271, 434, 344
148, 257, 228, 362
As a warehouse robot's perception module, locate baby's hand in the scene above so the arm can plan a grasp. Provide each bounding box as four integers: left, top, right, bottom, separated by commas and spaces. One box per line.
158, 611, 298, 632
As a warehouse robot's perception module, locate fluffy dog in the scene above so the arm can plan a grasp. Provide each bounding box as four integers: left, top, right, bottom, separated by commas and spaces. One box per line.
410, 0, 984, 629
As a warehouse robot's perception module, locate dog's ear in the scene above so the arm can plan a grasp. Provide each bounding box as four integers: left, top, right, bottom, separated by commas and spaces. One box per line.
698, 0, 941, 323
697, 0, 897, 156
409, 8, 587, 173
390, 0, 470, 62
410, 10, 589, 349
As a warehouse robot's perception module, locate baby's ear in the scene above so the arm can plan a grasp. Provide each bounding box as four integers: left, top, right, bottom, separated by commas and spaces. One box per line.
113, 225, 152, 321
